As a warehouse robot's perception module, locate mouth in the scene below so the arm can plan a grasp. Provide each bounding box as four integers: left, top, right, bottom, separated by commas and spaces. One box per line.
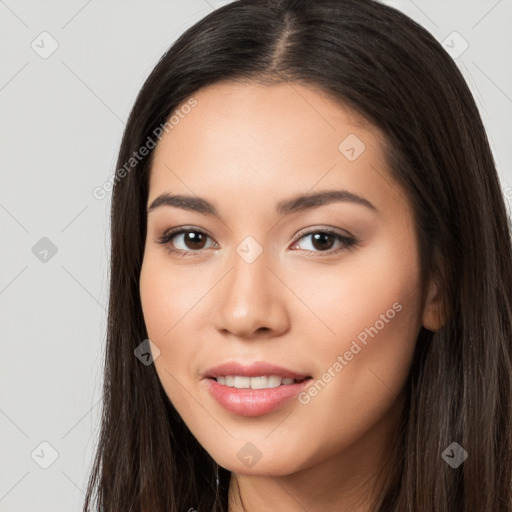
203, 362, 313, 416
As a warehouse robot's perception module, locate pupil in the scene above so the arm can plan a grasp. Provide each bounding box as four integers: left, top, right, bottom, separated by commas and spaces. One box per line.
186, 232, 205, 250
312, 233, 334, 251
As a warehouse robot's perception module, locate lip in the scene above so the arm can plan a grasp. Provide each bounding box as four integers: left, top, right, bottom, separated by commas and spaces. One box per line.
203, 361, 312, 417
203, 361, 310, 380
205, 377, 312, 417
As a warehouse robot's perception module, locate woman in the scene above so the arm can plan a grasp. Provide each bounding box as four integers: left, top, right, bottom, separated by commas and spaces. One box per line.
83, 0, 512, 510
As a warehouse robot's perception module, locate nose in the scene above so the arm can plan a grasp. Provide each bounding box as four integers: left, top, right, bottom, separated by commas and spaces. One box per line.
212, 248, 291, 340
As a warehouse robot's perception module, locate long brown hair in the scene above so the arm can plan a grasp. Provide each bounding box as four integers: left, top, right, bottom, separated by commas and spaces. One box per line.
83, 1, 512, 510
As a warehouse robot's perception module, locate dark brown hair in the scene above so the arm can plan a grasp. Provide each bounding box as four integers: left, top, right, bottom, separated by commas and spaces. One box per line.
83, 0, 512, 510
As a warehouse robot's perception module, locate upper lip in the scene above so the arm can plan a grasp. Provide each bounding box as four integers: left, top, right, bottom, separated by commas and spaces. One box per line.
204, 361, 311, 380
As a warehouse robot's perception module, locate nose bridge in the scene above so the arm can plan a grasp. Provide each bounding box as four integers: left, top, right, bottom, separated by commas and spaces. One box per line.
213, 237, 289, 337
226, 240, 274, 313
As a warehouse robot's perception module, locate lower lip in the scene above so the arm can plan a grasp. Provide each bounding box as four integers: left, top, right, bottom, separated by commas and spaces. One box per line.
204, 377, 312, 417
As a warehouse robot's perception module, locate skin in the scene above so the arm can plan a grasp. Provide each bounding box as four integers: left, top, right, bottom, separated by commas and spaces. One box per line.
139, 81, 442, 511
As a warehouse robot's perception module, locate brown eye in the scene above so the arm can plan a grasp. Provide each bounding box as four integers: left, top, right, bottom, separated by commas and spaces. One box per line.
293, 229, 356, 255
179, 231, 208, 250
158, 228, 216, 255
310, 232, 336, 251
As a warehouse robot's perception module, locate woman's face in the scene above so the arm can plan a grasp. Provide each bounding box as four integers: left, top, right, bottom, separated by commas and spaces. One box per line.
139, 81, 438, 479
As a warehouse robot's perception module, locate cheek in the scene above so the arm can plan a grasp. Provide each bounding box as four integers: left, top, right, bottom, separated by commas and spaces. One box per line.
139, 252, 206, 341
298, 231, 422, 391
139, 257, 191, 382
301, 244, 422, 426
139, 253, 214, 409
300, 237, 422, 359
300, 272, 419, 413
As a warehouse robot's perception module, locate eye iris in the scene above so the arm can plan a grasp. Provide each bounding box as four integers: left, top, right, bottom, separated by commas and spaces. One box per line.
184, 232, 206, 250
311, 232, 335, 251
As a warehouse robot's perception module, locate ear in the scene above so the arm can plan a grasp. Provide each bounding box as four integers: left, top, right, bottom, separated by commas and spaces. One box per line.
421, 275, 445, 332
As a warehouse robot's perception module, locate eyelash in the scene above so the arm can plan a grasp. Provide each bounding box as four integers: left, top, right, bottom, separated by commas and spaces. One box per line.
157, 226, 357, 258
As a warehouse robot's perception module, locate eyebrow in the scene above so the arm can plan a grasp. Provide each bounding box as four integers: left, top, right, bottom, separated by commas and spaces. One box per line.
147, 189, 377, 218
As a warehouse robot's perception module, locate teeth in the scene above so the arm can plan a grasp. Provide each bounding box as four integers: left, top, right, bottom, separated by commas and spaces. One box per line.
234, 376, 251, 388
215, 375, 299, 389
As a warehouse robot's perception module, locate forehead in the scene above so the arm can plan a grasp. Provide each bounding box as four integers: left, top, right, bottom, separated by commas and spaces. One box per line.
153, 80, 381, 163
148, 81, 405, 216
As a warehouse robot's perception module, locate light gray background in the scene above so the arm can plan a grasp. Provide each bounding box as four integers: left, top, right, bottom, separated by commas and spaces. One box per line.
0, 1, 511, 510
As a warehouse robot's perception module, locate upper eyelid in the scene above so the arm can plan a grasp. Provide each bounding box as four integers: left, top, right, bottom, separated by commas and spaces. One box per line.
294, 225, 354, 239
160, 225, 353, 240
